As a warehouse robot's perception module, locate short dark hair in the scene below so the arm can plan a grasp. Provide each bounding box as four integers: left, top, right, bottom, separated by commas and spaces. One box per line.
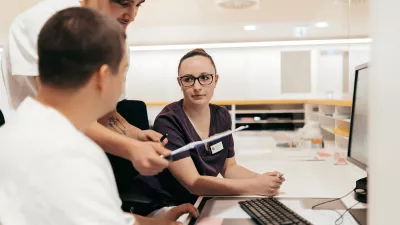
38, 7, 126, 89
178, 48, 217, 74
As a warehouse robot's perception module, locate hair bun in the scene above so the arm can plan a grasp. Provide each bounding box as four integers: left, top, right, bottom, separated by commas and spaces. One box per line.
191, 48, 207, 54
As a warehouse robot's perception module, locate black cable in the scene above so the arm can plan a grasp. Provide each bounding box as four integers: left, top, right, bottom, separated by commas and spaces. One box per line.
311, 189, 354, 209
335, 202, 360, 225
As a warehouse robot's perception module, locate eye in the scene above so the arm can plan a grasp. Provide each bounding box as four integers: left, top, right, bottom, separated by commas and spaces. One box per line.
114, 0, 131, 6
183, 76, 194, 82
200, 74, 210, 80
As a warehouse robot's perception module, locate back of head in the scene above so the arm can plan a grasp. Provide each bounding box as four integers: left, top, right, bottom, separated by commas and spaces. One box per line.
178, 48, 217, 73
38, 7, 126, 89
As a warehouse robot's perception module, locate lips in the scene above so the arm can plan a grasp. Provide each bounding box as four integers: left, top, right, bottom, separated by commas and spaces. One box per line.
118, 20, 129, 29
192, 95, 206, 98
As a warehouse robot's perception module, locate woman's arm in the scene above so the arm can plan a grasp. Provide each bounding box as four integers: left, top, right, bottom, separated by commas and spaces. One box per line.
168, 157, 283, 197
221, 157, 260, 179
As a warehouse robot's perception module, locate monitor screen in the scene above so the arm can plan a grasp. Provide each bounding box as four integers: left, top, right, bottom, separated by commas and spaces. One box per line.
348, 63, 369, 170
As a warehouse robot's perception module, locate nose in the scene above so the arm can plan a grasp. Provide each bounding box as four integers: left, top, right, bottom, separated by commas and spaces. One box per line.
193, 79, 202, 90
124, 6, 138, 22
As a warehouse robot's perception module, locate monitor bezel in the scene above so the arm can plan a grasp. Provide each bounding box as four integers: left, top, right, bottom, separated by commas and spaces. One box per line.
347, 63, 369, 171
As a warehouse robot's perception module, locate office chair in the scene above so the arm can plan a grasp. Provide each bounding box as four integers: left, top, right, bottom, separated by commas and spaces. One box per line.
0, 109, 5, 127
107, 100, 168, 215
108, 99, 150, 193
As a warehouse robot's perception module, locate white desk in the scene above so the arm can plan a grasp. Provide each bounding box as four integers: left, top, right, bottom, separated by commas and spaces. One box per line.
183, 147, 368, 225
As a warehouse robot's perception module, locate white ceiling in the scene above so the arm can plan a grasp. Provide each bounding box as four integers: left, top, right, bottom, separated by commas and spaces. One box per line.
0, 0, 370, 46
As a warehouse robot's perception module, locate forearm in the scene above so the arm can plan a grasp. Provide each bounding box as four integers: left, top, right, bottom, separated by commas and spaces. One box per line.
85, 121, 138, 160
98, 110, 141, 139
188, 176, 257, 196
223, 164, 260, 179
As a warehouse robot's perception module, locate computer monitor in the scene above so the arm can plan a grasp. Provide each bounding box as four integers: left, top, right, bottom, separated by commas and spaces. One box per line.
348, 63, 369, 171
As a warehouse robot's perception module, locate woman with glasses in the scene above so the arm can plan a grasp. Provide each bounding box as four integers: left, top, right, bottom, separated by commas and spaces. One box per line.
150, 48, 286, 206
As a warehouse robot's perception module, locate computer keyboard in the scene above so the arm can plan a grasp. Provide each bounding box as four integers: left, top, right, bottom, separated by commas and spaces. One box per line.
239, 197, 313, 225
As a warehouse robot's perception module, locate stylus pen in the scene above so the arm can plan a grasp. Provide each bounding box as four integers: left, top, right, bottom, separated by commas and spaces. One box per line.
160, 133, 168, 142
278, 172, 284, 178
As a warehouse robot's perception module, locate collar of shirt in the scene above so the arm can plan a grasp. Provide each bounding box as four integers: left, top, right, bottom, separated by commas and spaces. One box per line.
43, 0, 81, 10
17, 97, 77, 132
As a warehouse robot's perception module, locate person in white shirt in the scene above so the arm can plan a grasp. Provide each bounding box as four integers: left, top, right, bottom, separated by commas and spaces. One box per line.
1, 0, 171, 177
0, 7, 198, 225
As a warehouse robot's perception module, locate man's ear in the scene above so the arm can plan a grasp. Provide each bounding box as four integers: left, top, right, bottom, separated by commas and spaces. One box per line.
94, 64, 111, 94
215, 74, 219, 86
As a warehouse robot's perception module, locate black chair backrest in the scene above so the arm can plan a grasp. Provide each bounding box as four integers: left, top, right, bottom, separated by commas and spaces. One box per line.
108, 100, 173, 215
0, 109, 5, 127
117, 100, 150, 130
107, 100, 150, 194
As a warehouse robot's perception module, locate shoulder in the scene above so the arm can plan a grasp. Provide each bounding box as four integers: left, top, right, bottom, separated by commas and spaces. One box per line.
155, 101, 184, 124
153, 100, 188, 136
210, 104, 231, 121
9, 2, 55, 36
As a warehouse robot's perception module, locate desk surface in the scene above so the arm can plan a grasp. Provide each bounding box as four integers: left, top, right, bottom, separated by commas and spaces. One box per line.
235, 148, 366, 200
191, 197, 360, 225
183, 146, 367, 225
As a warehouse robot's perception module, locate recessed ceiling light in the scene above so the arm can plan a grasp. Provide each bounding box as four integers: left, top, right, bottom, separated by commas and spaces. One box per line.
129, 38, 372, 51
216, 0, 259, 9
315, 22, 329, 28
244, 25, 257, 31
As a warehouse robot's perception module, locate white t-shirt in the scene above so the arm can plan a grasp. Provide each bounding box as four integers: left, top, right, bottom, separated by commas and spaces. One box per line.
0, 97, 135, 225
1, 0, 127, 110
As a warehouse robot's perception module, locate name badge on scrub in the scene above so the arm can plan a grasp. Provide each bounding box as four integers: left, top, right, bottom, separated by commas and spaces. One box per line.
210, 142, 224, 154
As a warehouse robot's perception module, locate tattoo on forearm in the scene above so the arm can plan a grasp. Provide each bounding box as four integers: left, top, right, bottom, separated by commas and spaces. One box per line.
108, 116, 127, 135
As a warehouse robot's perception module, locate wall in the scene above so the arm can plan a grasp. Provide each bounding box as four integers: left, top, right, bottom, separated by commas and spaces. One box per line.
369, 0, 399, 223
0, 42, 370, 121
126, 43, 370, 102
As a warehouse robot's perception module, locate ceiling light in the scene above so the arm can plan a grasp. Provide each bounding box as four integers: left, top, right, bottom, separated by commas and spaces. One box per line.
129, 38, 372, 51
216, 0, 259, 9
244, 25, 257, 31
315, 22, 329, 28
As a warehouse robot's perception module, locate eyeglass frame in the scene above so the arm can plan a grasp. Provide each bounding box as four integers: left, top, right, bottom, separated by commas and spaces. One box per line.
178, 74, 215, 87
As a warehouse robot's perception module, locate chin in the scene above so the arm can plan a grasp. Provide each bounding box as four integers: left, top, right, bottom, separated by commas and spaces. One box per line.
189, 97, 209, 106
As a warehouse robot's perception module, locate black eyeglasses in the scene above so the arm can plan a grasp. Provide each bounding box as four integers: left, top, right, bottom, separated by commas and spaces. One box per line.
179, 74, 214, 87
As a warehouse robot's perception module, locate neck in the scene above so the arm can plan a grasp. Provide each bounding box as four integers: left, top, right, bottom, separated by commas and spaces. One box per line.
36, 86, 98, 132
182, 99, 209, 120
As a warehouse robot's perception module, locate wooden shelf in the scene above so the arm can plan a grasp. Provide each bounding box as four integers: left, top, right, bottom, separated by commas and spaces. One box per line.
145, 99, 352, 107
235, 109, 304, 114
336, 135, 349, 140
314, 112, 351, 122
236, 120, 305, 124
305, 102, 352, 150
321, 126, 334, 133
305, 99, 352, 107
319, 114, 335, 120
